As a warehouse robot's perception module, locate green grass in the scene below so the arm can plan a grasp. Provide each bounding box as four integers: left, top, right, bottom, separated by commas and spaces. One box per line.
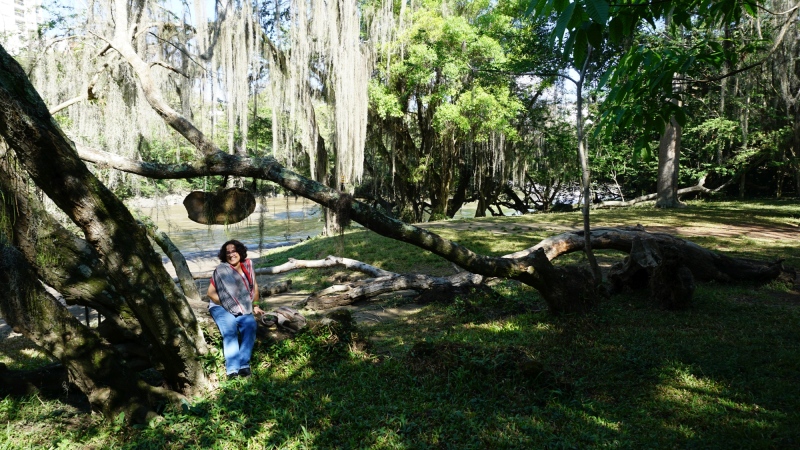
2, 199, 799, 448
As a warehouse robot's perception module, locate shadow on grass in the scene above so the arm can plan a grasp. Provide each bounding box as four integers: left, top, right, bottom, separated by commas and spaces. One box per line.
122, 281, 800, 449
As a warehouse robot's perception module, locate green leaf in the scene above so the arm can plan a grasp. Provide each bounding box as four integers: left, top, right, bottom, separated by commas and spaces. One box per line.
708, 41, 723, 54
568, 4, 586, 30
597, 67, 612, 89
564, 29, 577, 61
742, 0, 757, 16
679, 55, 695, 73
587, 22, 603, 49
527, 0, 549, 17
583, 0, 609, 25
608, 16, 623, 43
614, 107, 626, 126
573, 28, 588, 67
551, 2, 576, 44
553, 0, 568, 13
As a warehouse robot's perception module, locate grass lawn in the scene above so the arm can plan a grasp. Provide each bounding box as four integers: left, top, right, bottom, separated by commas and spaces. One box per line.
1, 199, 799, 448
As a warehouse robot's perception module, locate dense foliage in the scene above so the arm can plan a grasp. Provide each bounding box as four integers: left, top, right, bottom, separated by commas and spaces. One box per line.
18, 0, 799, 212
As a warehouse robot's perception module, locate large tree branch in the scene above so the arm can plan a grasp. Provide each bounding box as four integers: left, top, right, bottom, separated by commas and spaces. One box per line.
0, 243, 177, 423
76, 146, 542, 283
0, 44, 209, 394
0, 155, 141, 337
49, 61, 111, 115
107, 0, 219, 157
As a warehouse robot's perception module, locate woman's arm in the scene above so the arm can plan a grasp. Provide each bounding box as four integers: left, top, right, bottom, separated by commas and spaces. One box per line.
252, 278, 264, 315
207, 281, 221, 305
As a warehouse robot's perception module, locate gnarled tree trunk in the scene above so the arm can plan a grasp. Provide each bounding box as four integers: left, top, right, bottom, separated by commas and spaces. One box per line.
0, 45, 209, 415
0, 243, 181, 423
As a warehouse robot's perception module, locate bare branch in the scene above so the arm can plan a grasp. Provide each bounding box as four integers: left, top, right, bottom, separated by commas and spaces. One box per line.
149, 60, 190, 78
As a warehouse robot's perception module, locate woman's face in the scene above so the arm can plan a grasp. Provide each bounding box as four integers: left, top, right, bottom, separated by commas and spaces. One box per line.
225, 244, 241, 267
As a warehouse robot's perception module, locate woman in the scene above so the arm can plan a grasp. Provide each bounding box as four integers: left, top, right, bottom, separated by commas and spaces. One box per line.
207, 240, 264, 379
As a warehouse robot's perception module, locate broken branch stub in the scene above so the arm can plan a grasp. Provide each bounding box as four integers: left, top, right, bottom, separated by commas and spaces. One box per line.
183, 188, 256, 225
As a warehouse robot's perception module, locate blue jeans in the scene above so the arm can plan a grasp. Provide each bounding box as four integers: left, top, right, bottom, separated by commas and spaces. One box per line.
209, 305, 257, 375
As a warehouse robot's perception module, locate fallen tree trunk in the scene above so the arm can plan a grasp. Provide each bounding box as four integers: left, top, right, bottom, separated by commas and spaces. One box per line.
592, 160, 782, 211
261, 280, 292, 296
606, 237, 697, 309
300, 271, 488, 310
511, 226, 796, 285
231, 227, 795, 312
595, 174, 732, 208
193, 255, 393, 280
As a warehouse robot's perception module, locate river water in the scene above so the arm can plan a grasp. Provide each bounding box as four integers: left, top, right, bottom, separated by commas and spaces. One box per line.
129, 195, 484, 262
129, 195, 325, 261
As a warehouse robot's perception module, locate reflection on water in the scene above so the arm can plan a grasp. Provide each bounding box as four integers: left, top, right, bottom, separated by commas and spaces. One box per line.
128, 196, 487, 262
129, 196, 324, 260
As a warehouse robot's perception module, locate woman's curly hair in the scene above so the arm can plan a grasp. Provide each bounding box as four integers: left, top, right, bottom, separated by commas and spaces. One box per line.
217, 239, 248, 263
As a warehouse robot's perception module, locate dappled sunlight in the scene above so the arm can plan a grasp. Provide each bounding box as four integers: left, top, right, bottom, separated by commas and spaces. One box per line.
647, 364, 783, 441
0, 334, 55, 370
4, 200, 799, 447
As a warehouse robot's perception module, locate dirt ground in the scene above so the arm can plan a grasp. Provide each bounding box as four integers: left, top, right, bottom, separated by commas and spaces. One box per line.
182, 219, 800, 328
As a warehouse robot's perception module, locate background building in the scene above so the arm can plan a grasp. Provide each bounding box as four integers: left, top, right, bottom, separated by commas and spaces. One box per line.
0, 0, 42, 54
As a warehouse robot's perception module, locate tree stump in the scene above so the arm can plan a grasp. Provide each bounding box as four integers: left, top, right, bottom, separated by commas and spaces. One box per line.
608, 237, 695, 310
528, 249, 599, 314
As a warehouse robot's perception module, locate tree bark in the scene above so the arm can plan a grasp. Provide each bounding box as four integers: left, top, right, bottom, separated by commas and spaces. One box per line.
0, 154, 144, 344
141, 221, 202, 302
301, 271, 487, 310
512, 226, 795, 285
574, 47, 602, 281
0, 243, 181, 423
0, 45, 209, 397
655, 116, 685, 208
607, 237, 695, 309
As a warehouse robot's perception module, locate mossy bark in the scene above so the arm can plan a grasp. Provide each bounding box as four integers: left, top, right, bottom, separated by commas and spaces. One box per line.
0, 45, 208, 400
0, 156, 142, 339
0, 243, 180, 423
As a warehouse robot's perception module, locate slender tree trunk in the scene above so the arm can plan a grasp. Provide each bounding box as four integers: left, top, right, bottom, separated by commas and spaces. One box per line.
446, 163, 472, 218
655, 116, 685, 208
655, 15, 686, 209
575, 47, 602, 281
740, 95, 750, 199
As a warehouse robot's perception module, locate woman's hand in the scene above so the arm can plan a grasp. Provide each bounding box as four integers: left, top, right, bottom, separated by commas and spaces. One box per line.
253, 305, 265, 316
